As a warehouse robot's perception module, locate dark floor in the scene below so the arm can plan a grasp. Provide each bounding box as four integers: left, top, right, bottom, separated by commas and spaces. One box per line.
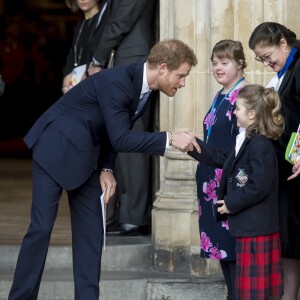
0, 158, 72, 245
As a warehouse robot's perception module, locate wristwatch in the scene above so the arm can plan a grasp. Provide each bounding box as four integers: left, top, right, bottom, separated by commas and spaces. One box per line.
91, 61, 104, 68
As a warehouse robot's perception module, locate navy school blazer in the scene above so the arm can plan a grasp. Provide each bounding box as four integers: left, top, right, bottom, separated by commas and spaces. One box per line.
24, 62, 166, 190
188, 134, 280, 238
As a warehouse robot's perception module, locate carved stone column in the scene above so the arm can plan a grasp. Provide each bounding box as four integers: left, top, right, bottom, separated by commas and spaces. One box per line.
152, 0, 214, 276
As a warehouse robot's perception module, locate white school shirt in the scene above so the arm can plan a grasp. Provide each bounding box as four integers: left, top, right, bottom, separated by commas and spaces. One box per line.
235, 130, 246, 157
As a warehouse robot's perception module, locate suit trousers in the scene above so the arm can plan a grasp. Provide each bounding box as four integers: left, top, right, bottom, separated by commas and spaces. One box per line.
9, 159, 103, 300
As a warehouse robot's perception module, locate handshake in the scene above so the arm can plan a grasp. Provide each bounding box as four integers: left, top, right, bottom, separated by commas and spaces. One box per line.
168, 131, 201, 154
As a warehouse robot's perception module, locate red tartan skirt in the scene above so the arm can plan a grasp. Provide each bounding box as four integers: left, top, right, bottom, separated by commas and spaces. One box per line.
235, 232, 283, 300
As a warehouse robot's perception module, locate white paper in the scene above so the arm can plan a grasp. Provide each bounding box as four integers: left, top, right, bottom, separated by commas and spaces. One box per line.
69, 64, 87, 88
100, 193, 106, 250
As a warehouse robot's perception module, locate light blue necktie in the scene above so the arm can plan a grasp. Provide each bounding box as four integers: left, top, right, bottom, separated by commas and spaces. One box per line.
135, 91, 151, 117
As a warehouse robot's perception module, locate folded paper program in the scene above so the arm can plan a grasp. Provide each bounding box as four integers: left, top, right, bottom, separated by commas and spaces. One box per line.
69, 64, 87, 88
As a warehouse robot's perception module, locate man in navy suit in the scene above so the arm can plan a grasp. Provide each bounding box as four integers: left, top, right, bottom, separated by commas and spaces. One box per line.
87, 0, 159, 235
8, 39, 199, 300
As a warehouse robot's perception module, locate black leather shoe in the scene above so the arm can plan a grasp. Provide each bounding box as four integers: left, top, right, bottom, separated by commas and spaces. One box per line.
106, 223, 142, 236
106, 216, 117, 227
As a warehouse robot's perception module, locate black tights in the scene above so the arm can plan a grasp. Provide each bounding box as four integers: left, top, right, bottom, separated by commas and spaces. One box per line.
220, 260, 236, 300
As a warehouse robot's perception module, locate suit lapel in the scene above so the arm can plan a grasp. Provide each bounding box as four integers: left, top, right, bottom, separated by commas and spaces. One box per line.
129, 62, 146, 123
233, 138, 250, 164
131, 91, 152, 123
218, 138, 250, 197
278, 51, 300, 95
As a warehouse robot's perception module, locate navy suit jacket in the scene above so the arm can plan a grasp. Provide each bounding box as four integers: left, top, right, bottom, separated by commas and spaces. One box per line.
188, 134, 279, 238
24, 62, 166, 190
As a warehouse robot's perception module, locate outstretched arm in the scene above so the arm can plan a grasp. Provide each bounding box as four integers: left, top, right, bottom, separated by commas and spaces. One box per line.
187, 138, 228, 168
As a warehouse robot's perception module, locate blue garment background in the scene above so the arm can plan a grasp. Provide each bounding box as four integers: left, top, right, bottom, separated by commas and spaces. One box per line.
196, 90, 240, 260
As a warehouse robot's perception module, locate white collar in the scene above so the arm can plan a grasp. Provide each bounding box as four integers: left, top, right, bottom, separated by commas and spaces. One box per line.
266, 73, 285, 91
141, 62, 150, 95
235, 130, 246, 156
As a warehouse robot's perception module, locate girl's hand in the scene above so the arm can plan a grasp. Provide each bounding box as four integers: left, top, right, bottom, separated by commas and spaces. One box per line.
217, 200, 230, 214
287, 160, 300, 181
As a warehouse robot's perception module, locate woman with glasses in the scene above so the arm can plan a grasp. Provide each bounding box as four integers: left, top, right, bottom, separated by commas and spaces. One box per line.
249, 22, 300, 300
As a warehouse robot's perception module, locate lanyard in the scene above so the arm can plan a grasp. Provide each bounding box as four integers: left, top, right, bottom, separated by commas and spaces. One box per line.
206, 77, 245, 142
74, 20, 85, 67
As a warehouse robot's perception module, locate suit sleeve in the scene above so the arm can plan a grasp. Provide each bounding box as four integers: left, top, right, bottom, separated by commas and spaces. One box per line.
188, 138, 228, 168
93, 0, 149, 66
97, 138, 117, 171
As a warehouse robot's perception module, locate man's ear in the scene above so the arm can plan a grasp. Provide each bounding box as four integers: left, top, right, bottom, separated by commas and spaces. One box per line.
158, 63, 168, 75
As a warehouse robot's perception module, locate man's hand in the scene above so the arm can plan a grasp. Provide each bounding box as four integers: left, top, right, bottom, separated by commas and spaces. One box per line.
99, 171, 117, 203
170, 131, 201, 153
287, 160, 300, 181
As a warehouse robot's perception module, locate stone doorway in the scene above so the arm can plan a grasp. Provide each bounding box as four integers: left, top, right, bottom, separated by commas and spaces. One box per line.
0, 158, 72, 245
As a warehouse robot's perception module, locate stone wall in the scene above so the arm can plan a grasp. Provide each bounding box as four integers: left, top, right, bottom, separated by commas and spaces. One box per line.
152, 0, 300, 275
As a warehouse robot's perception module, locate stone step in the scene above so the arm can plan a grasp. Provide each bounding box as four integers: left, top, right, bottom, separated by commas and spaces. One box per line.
0, 236, 153, 272
0, 270, 226, 300
0, 236, 227, 299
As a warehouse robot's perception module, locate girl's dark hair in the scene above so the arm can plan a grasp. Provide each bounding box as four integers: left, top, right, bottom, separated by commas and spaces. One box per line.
237, 84, 284, 140
211, 39, 247, 70
249, 22, 300, 50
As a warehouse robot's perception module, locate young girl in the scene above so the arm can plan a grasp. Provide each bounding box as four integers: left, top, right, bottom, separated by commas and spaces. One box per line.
189, 84, 284, 300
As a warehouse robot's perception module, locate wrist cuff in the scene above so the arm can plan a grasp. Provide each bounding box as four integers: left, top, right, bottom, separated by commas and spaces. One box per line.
169, 131, 174, 146
101, 168, 113, 174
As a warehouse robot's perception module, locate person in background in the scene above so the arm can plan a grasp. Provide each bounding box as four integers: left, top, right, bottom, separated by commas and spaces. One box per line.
249, 22, 300, 300
62, 0, 109, 94
195, 40, 247, 300
87, 0, 158, 235
189, 84, 284, 300
8, 39, 199, 300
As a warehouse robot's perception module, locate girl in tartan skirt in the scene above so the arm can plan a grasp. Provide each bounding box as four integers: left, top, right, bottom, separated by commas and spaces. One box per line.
188, 84, 284, 299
